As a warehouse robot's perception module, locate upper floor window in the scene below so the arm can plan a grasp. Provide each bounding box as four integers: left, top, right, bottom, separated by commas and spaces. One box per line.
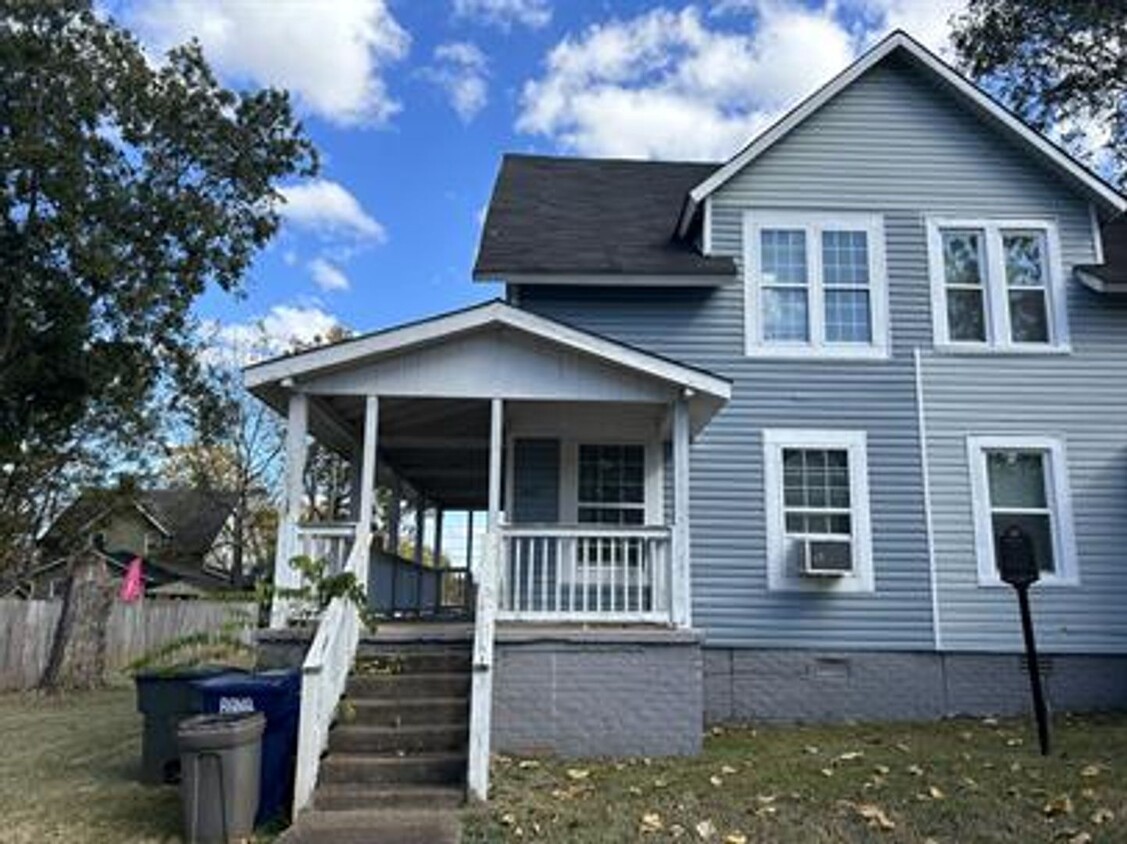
744, 211, 889, 359
926, 218, 1069, 351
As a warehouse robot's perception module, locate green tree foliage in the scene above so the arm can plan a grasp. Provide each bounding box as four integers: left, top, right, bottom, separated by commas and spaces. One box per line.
951, 0, 1127, 187
0, 1, 317, 569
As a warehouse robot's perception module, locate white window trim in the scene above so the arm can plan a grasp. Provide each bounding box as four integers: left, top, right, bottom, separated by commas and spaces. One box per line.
926, 217, 1071, 354
966, 435, 1079, 587
743, 210, 890, 360
763, 429, 874, 593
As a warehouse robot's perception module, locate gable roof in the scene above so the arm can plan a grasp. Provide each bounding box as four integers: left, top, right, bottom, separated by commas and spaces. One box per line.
473, 154, 734, 281
678, 30, 1126, 236
245, 299, 732, 402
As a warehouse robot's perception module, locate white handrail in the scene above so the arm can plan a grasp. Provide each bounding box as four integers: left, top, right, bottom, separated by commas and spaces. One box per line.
497, 526, 673, 623
292, 530, 371, 816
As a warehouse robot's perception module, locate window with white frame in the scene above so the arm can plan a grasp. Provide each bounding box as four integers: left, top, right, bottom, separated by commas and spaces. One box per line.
763, 430, 874, 592
744, 211, 888, 358
577, 444, 646, 525
967, 436, 1077, 585
928, 219, 1068, 350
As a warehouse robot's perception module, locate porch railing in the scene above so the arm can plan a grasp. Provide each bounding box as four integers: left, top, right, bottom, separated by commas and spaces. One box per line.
369, 549, 474, 620
295, 522, 356, 574
498, 525, 672, 622
293, 529, 371, 815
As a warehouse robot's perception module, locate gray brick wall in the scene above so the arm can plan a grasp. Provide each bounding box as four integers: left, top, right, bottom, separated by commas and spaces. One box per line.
705, 648, 1127, 723
492, 632, 703, 757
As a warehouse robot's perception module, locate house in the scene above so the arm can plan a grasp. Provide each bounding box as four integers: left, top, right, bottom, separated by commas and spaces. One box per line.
247, 31, 1127, 818
27, 487, 241, 597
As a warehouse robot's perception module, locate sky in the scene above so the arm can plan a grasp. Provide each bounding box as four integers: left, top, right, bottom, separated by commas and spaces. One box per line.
107, 0, 969, 360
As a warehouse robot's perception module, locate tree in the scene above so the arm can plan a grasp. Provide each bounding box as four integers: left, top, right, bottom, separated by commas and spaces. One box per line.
0, 1, 317, 576
950, 0, 1127, 187
2, 1, 317, 689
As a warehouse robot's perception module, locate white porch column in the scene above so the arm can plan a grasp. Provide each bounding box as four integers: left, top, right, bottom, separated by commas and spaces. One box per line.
468, 397, 502, 800
357, 396, 380, 566
270, 390, 308, 628
671, 394, 692, 628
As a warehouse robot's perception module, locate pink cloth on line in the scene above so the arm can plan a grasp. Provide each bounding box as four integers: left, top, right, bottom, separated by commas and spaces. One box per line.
119, 557, 144, 602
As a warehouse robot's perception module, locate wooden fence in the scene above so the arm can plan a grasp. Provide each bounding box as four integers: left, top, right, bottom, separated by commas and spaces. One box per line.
0, 598, 256, 691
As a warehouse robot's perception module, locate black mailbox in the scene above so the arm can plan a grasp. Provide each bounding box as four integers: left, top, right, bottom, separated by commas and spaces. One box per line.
997, 524, 1039, 587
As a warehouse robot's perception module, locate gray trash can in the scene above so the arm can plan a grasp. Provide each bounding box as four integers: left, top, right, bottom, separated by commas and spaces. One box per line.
177, 712, 265, 844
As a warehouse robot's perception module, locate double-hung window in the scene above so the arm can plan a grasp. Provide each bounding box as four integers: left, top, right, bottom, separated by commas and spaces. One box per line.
744, 211, 888, 358
927, 219, 1068, 350
763, 430, 874, 592
967, 436, 1077, 586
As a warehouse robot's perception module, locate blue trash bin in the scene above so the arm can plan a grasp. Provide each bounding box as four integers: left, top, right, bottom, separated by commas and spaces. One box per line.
191, 669, 301, 826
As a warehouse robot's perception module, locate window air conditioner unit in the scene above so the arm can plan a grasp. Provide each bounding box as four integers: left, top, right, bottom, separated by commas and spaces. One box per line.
800, 539, 853, 577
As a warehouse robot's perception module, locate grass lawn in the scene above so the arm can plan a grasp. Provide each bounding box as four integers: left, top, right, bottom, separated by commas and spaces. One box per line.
464, 713, 1127, 843
0, 687, 183, 843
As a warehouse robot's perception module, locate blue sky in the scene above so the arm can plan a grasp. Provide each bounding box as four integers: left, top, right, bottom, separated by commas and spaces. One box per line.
112, 0, 965, 357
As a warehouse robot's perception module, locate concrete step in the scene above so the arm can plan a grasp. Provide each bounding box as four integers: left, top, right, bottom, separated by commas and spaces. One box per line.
341, 697, 468, 728
279, 808, 460, 844
320, 752, 467, 786
329, 723, 469, 754
347, 671, 470, 699
353, 649, 472, 676
312, 783, 464, 812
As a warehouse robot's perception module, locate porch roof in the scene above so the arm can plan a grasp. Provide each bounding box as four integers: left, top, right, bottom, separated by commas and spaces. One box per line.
244, 301, 731, 508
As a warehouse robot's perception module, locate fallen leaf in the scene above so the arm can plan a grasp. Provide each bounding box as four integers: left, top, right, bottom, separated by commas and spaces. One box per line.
1006, 737, 1024, 747
874, 765, 891, 775
804, 745, 821, 755
895, 742, 911, 753
855, 803, 896, 831
907, 764, 924, 777
628, 786, 643, 796
1068, 834, 1092, 844
838, 751, 864, 762
1081, 788, 1097, 800
1043, 795, 1074, 818
983, 717, 999, 727
721, 765, 738, 775
710, 775, 723, 787
653, 778, 669, 789
756, 794, 777, 805
518, 760, 540, 770
725, 835, 748, 844
754, 805, 777, 818
1091, 808, 1115, 825
820, 768, 834, 778
566, 768, 590, 781
1080, 765, 1102, 778
500, 813, 516, 826
695, 819, 716, 840
928, 785, 946, 800
640, 813, 664, 833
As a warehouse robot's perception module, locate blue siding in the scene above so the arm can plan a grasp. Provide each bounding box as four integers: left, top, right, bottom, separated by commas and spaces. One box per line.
516, 55, 1124, 653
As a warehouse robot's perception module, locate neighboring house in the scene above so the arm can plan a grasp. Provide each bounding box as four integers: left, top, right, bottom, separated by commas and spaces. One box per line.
247, 31, 1127, 812
28, 488, 240, 597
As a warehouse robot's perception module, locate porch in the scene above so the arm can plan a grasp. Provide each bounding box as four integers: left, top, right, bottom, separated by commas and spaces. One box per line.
244, 301, 730, 811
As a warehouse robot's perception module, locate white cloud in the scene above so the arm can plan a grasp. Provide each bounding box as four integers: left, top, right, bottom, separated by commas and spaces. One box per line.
517, 4, 854, 161
278, 180, 386, 242
423, 42, 490, 122
206, 305, 346, 366
128, 0, 410, 126
453, 0, 551, 30
308, 258, 351, 292
840, 0, 966, 53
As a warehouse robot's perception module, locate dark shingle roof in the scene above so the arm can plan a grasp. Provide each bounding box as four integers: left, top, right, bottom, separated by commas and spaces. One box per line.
1075, 216, 1127, 288
473, 154, 736, 279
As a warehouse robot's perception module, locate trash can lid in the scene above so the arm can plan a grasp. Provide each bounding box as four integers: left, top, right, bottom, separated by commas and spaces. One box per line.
177, 712, 266, 751
191, 668, 301, 698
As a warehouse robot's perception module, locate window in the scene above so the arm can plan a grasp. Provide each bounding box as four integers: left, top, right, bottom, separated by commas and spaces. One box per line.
763, 430, 874, 592
967, 436, 1077, 586
928, 219, 1067, 350
577, 444, 645, 525
745, 211, 888, 358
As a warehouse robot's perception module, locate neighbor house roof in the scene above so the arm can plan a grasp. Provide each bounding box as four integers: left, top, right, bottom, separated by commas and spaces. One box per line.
678, 30, 1126, 235
42, 488, 237, 586
1075, 216, 1127, 293
473, 155, 735, 282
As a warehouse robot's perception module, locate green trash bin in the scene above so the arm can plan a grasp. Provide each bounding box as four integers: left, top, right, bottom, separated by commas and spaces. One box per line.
178, 712, 265, 844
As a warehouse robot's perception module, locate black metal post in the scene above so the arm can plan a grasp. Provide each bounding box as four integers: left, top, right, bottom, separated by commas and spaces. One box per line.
1016, 583, 1051, 756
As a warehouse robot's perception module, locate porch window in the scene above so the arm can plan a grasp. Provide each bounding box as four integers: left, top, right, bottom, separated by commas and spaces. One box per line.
763, 430, 874, 592
967, 436, 1077, 585
577, 444, 645, 525
927, 219, 1067, 350
744, 211, 888, 359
